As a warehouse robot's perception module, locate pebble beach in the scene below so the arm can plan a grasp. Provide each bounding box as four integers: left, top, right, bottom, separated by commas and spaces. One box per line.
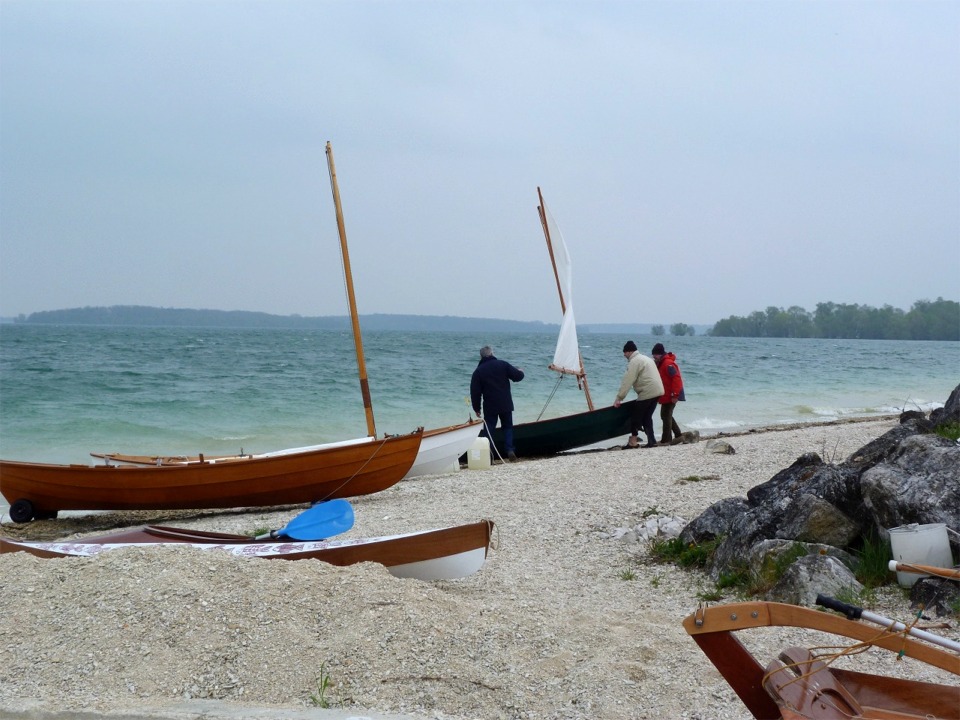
2, 417, 958, 720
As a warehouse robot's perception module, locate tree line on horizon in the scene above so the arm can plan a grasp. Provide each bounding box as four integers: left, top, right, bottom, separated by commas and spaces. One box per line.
707, 298, 958, 341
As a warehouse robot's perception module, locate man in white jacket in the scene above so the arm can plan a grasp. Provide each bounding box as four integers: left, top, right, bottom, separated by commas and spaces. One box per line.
614, 340, 665, 448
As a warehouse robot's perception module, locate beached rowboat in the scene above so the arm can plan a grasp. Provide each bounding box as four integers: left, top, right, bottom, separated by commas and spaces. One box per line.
0, 519, 494, 581
91, 420, 481, 479
0, 429, 422, 523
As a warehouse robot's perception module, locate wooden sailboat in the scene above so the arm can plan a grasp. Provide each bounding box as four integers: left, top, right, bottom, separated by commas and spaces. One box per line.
683, 600, 960, 719
87, 144, 479, 480
0, 148, 439, 524
487, 188, 635, 458
0, 519, 494, 581
0, 430, 421, 523
324, 142, 481, 478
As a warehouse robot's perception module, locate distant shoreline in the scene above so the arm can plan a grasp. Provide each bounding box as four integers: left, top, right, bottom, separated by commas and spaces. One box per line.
3, 305, 710, 334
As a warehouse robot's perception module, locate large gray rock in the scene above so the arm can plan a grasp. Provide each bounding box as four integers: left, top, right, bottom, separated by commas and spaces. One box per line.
910, 576, 960, 617
775, 494, 860, 548
768, 555, 863, 606
860, 433, 960, 546
843, 417, 929, 471
675, 385, 960, 605
745, 539, 858, 579
930, 383, 960, 426
679, 497, 749, 545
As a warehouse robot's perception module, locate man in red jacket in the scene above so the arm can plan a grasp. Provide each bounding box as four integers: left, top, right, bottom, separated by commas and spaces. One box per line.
651, 343, 685, 445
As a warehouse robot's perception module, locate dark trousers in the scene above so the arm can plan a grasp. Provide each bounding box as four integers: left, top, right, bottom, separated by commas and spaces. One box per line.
631, 397, 659, 444
480, 410, 515, 454
659, 402, 682, 443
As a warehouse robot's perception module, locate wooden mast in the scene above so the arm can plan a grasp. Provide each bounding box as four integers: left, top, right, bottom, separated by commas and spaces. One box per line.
326, 141, 377, 438
537, 186, 594, 411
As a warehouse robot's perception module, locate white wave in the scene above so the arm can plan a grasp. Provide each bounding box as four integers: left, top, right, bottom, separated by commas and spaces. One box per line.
685, 417, 745, 431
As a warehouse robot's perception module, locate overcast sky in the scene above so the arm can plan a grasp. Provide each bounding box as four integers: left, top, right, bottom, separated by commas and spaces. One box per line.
1, 0, 957, 326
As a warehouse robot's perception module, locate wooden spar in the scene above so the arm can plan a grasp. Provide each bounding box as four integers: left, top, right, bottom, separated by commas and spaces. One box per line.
326, 141, 376, 439
538, 187, 567, 317
888, 560, 960, 580
537, 186, 594, 411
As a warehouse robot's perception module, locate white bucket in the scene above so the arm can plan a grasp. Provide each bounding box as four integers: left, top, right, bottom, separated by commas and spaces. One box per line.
467, 436, 491, 470
888, 523, 954, 587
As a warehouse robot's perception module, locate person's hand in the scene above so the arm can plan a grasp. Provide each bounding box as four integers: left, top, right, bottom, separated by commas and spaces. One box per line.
613, 399, 621, 408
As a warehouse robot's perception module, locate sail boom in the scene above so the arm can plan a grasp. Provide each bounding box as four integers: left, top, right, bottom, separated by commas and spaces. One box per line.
548, 365, 585, 377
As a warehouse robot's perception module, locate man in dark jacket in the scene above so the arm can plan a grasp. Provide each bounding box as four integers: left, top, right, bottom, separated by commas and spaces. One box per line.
470, 345, 524, 460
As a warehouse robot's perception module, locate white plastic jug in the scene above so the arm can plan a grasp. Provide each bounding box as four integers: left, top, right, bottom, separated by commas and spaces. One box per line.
888, 523, 954, 587
467, 436, 491, 470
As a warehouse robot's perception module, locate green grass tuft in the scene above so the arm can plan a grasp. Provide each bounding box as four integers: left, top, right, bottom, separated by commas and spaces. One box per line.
935, 421, 960, 442
649, 536, 720, 568
853, 531, 894, 588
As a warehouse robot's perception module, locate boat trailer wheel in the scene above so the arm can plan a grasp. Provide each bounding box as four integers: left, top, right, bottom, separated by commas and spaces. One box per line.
9, 499, 35, 524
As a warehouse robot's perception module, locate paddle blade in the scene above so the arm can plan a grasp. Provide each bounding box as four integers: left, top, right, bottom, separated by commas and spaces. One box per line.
277, 499, 355, 541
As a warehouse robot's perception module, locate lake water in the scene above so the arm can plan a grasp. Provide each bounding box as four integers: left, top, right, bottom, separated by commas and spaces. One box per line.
2, 325, 956, 470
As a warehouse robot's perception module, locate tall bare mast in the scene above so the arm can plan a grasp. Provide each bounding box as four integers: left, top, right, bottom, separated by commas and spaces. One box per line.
537, 186, 594, 411
326, 141, 377, 438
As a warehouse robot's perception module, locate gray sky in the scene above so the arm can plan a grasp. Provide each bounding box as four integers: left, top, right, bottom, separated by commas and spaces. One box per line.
1, 0, 957, 326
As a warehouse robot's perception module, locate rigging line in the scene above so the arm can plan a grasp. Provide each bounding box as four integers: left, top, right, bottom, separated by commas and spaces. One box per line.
312, 434, 394, 503
535, 375, 565, 422
481, 417, 506, 464
762, 613, 950, 695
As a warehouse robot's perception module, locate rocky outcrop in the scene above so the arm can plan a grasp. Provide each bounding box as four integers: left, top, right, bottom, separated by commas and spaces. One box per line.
930, 384, 960, 426
680, 384, 960, 610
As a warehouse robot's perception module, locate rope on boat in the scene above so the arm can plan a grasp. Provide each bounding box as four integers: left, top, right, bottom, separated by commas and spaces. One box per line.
481, 417, 507, 464
535, 374, 565, 422
312, 433, 395, 503
760, 611, 956, 700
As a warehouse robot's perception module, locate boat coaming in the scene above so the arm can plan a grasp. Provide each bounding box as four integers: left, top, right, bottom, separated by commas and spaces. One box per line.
0, 519, 495, 581
91, 421, 482, 479
683, 601, 960, 719
0, 430, 422, 518
89, 435, 381, 467
489, 401, 635, 458
405, 420, 482, 478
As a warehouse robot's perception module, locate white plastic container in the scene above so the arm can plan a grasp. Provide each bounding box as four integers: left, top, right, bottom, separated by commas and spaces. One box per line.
888, 523, 954, 587
467, 436, 491, 470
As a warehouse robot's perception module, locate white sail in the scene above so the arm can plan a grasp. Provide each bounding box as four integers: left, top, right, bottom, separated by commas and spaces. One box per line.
542, 201, 583, 377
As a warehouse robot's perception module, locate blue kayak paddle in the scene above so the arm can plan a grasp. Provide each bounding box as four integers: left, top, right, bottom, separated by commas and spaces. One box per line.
254, 499, 355, 541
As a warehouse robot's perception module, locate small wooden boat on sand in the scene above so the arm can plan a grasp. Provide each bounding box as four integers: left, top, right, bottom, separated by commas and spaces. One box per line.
0, 519, 495, 581
91, 419, 481, 479
1, 430, 422, 523
683, 598, 960, 719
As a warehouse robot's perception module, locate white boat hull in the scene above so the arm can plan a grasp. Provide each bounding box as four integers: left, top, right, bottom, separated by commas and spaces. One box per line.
405, 421, 481, 479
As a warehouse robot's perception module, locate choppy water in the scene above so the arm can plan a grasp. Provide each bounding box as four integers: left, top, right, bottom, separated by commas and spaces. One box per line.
1, 324, 957, 469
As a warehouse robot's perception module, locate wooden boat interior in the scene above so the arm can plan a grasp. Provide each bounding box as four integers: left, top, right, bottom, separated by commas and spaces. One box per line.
682, 600, 960, 720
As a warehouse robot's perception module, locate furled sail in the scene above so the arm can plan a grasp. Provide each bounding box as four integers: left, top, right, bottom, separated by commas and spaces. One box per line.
541, 200, 583, 378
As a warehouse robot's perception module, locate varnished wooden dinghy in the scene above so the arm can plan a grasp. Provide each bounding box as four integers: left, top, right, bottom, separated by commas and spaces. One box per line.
1, 430, 422, 523
0, 519, 494, 581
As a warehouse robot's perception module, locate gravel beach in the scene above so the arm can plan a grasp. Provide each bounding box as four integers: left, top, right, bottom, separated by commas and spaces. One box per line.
2, 417, 958, 719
